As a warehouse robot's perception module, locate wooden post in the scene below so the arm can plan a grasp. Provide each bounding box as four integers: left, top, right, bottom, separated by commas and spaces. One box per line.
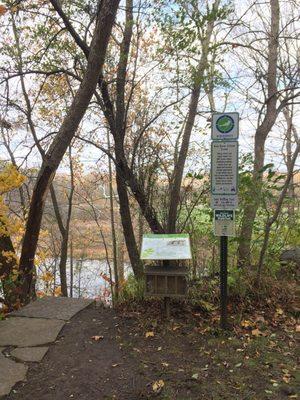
164, 296, 170, 319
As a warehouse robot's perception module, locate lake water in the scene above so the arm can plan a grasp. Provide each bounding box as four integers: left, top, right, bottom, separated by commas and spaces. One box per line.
37, 259, 129, 302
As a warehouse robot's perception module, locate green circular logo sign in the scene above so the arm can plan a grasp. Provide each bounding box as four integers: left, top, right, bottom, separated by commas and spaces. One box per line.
216, 115, 234, 133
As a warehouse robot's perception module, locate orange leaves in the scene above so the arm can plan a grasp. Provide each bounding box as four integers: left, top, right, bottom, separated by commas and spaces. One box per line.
251, 328, 265, 337
54, 286, 62, 296
100, 272, 114, 285
0, 5, 7, 16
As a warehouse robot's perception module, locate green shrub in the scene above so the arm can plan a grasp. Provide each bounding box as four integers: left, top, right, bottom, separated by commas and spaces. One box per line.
117, 274, 145, 303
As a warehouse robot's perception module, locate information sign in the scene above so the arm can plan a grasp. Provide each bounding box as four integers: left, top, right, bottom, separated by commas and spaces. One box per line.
214, 210, 235, 237
212, 112, 239, 140
211, 194, 238, 210
140, 234, 192, 260
211, 141, 238, 195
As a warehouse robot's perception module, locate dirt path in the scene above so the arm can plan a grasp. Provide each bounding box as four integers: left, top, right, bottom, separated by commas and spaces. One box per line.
4, 304, 299, 400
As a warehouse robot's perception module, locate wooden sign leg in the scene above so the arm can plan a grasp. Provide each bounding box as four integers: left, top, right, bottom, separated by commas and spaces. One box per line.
164, 296, 170, 319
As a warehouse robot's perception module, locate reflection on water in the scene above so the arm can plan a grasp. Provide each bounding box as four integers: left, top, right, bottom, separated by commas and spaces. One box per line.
37, 259, 129, 301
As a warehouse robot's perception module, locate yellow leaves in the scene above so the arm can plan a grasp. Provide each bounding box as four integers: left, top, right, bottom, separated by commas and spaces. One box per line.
145, 331, 154, 338
0, 165, 25, 253
1, 250, 17, 263
54, 286, 62, 296
40, 271, 54, 283
275, 307, 285, 318
152, 379, 164, 394
0, 164, 25, 195
241, 320, 252, 328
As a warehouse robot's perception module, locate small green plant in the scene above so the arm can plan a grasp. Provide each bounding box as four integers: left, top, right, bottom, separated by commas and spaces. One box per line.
117, 274, 145, 303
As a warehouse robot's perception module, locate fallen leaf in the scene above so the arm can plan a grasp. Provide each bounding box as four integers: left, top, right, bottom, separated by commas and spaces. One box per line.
91, 335, 104, 341
145, 331, 154, 338
192, 373, 199, 380
251, 328, 263, 337
161, 362, 169, 367
152, 380, 164, 393
157, 346, 162, 351
112, 364, 119, 368
295, 325, 300, 333
241, 320, 252, 328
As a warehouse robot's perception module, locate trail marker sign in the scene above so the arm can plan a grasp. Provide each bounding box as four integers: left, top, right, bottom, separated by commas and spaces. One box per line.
214, 210, 235, 237
211, 141, 238, 195
211, 194, 238, 210
210, 111, 239, 330
212, 112, 239, 140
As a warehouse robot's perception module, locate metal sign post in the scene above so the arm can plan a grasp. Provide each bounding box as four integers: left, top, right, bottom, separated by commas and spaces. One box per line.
211, 112, 239, 330
220, 236, 228, 329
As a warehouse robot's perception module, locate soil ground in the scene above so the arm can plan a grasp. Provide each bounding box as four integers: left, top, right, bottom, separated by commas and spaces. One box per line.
4, 301, 299, 400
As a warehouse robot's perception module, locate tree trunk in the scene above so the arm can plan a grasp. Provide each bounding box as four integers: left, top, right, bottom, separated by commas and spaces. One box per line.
283, 108, 295, 223
167, 2, 218, 233
58, 233, 69, 297
117, 229, 125, 282
115, 172, 143, 279
70, 237, 73, 298
238, 134, 266, 267
58, 146, 75, 297
18, 0, 120, 303
167, 85, 201, 233
107, 130, 119, 298
237, 0, 280, 267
